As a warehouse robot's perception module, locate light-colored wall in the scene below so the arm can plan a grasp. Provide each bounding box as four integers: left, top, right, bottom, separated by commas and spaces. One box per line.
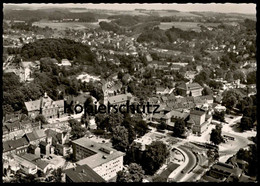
93, 156, 124, 181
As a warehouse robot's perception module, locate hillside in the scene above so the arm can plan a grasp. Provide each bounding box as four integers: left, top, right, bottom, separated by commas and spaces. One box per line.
20, 38, 96, 62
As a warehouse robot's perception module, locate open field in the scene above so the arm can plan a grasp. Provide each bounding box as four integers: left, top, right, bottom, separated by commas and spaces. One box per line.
151, 11, 202, 17
158, 22, 222, 32
32, 21, 100, 30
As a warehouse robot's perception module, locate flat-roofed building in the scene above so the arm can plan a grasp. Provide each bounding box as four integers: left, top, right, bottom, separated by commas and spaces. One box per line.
64, 164, 105, 182
72, 137, 125, 181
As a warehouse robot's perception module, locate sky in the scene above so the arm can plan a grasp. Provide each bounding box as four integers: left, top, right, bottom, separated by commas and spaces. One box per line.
5, 3, 256, 15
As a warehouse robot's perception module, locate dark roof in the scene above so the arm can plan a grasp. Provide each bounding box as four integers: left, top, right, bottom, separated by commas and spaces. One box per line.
39, 141, 48, 146
26, 132, 38, 142
34, 159, 49, 170
64, 164, 105, 182
190, 110, 206, 116
20, 153, 40, 162
212, 162, 243, 176
3, 137, 29, 152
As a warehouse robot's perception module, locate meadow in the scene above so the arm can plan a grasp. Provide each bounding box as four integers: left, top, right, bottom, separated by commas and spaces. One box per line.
158, 22, 222, 32
32, 21, 101, 30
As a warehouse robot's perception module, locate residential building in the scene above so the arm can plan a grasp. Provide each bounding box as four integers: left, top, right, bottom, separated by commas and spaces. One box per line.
156, 87, 170, 95
64, 164, 105, 182
24, 92, 64, 119
187, 109, 211, 136
105, 93, 134, 106
3, 137, 29, 159
206, 162, 243, 182
177, 83, 203, 97
72, 137, 125, 181
24, 129, 46, 146
3, 121, 41, 142
58, 59, 71, 66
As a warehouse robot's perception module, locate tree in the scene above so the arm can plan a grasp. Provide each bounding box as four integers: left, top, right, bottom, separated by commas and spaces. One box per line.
107, 112, 124, 132
143, 141, 169, 175
246, 71, 256, 84
210, 127, 223, 145
172, 119, 186, 138
117, 163, 144, 182
224, 95, 237, 109
69, 119, 86, 140
202, 86, 213, 95
157, 121, 167, 130
239, 117, 253, 131
135, 120, 149, 137
95, 113, 108, 130
111, 126, 129, 152
35, 114, 48, 124
213, 111, 225, 122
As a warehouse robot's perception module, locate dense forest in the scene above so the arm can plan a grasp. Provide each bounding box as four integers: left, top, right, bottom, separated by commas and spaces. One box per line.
137, 26, 204, 43
99, 21, 124, 34
20, 38, 96, 62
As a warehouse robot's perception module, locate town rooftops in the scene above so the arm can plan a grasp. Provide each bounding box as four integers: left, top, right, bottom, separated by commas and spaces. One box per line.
19, 153, 40, 162
3, 137, 29, 153
34, 159, 49, 170
73, 138, 125, 168
25, 129, 46, 142
163, 109, 189, 120
211, 162, 243, 177
64, 164, 105, 182
177, 83, 202, 90
24, 100, 41, 112
107, 93, 132, 104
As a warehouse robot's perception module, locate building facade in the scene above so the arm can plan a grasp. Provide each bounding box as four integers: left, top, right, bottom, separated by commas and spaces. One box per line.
72, 137, 125, 181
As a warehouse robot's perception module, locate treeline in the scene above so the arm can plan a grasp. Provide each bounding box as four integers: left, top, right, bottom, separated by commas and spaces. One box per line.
20, 38, 96, 62
99, 21, 125, 34
137, 26, 204, 43
10, 22, 53, 33
4, 9, 101, 22
109, 15, 141, 27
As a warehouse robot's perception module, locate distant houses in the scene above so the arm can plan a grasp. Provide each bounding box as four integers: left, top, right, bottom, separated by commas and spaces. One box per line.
58, 59, 71, 67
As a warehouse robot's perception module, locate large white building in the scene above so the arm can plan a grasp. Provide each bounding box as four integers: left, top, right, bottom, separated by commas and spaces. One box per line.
72, 137, 125, 181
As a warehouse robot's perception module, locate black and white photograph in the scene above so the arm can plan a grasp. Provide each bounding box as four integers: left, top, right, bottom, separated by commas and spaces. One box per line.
2, 2, 257, 183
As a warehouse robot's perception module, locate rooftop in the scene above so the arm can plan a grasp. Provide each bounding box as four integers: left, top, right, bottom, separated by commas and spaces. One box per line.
64, 164, 105, 182
73, 138, 125, 168
177, 82, 202, 91
190, 110, 206, 116
107, 93, 132, 104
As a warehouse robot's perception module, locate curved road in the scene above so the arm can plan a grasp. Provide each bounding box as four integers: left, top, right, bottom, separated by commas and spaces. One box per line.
173, 145, 197, 181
